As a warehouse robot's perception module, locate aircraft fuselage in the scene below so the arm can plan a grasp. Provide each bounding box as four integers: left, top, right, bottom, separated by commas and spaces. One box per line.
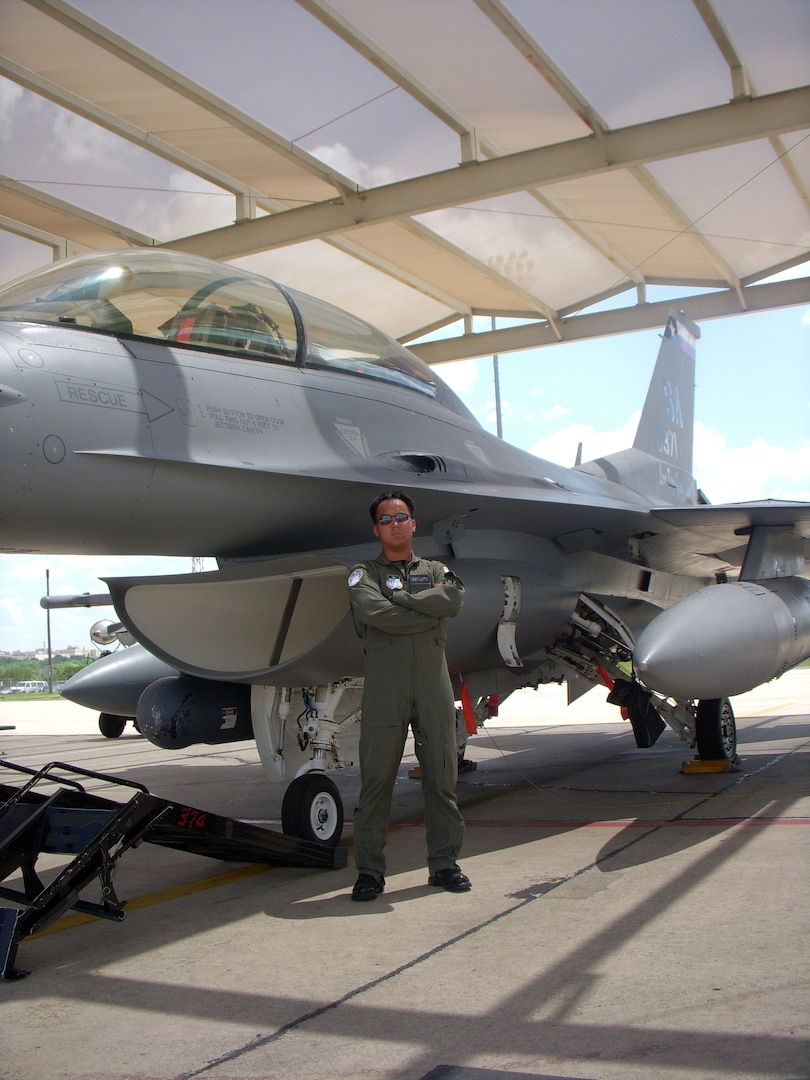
3, 250, 808, 783
0, 320, 650, 559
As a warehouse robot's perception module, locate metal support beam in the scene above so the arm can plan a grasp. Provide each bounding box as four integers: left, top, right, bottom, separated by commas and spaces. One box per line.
165, 87, 810, 260
408, 277, 810, 364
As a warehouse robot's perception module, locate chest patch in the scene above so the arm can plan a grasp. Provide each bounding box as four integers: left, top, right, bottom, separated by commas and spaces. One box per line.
386, 574, 403, 591
408, 573, 431, 585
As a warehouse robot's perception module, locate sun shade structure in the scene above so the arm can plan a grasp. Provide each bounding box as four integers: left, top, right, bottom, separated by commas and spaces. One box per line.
1, 0, 808, 361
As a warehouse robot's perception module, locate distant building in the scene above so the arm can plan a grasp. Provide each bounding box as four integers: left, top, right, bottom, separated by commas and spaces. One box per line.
0, 646, 101, 660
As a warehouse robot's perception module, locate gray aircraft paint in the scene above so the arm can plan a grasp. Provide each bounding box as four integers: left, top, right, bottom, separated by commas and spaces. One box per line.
1, 250, 808, 798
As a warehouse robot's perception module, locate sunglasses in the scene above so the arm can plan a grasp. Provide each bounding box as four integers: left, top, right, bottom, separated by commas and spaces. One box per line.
376, 513, 412, 525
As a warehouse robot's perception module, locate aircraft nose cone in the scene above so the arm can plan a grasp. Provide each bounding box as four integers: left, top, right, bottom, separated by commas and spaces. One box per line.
62, 644, 178, 716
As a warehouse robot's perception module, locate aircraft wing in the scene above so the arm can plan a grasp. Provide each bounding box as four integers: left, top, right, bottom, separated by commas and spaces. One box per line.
643, 500, 810, 575
360, 488, 810, 580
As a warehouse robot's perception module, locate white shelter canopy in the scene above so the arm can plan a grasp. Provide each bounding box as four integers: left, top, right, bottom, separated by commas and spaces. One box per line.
1, 0, 808, 360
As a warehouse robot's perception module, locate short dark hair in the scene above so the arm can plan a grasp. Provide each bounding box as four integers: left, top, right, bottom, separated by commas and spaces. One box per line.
369, 490, 415, 522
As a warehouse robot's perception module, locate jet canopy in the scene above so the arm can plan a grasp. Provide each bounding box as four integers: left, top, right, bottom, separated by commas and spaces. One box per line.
0, 248, 437, 396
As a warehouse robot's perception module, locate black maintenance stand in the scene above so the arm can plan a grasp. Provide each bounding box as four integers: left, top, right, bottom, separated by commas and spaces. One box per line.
0, 758, 346, 979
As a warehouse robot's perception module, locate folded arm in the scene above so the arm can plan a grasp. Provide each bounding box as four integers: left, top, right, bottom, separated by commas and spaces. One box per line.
350, 577, 440, 634
391, 573, 464, 618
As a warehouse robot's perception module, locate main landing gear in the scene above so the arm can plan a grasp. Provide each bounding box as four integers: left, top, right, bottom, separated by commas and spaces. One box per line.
98, 713, 138, 738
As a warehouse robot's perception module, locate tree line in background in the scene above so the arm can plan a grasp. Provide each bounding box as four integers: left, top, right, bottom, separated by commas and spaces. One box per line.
0, 654, 97, 691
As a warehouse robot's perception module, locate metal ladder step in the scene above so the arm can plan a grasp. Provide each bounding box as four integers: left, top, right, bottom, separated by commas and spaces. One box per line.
0, 759, 346, 979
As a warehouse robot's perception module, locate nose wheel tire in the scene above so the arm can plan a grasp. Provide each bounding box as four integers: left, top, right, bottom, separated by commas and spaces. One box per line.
98, 713, 127, 739
281, 773, 343, 847
695, 698, 737, 761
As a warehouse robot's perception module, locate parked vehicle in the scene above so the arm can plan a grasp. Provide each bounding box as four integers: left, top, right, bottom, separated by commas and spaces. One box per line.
0, 680, 49, 695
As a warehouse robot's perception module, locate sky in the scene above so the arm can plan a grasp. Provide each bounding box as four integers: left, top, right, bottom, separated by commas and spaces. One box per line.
0, 3, 808, 653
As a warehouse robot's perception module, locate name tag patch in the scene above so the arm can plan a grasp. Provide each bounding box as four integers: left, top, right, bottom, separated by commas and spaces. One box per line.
408, 574, 431, 584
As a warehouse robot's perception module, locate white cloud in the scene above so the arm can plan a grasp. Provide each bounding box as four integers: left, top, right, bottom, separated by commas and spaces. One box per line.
436, 359, 479, 396
530, 417, 810, 504
0, 554, 204, 653
139, 169, 234, 241
0, 79, 24, 140
530, 415, 637, 468
309, 142, 397, 189
51, 110, 134, 168
693, 424, 810, 503
0, 592, 26, 631
541, 403, 570, 422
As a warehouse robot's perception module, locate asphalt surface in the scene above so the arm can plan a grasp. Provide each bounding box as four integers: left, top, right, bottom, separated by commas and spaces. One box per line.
0, 671, 808, 1080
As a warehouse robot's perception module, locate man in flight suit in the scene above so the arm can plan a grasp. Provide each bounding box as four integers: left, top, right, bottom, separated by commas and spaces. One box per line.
347, 490, 471, 901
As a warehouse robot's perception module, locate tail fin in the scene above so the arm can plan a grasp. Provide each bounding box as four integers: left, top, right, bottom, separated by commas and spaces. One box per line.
576, 309, 699, 506
633, 310, 697, 477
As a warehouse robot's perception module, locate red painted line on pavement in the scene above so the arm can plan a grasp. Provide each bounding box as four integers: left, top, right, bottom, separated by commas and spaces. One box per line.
462, 818, 810, 828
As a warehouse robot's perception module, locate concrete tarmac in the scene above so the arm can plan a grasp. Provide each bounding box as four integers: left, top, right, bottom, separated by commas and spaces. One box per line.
0, 672, 808, 1080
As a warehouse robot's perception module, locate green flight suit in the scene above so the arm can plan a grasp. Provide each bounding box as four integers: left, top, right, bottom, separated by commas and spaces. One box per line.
348, 551, 465, 880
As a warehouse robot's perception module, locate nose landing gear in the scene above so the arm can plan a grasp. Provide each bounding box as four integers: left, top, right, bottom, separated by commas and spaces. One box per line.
281, 773, 343, 847
695, 697, 737, 762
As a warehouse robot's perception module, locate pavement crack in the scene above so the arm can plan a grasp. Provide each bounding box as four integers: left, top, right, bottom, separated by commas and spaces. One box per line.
174, 888, 545, 1078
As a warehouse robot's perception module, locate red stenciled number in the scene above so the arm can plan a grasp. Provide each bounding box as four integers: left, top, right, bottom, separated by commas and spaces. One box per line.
177, 807, 208, 829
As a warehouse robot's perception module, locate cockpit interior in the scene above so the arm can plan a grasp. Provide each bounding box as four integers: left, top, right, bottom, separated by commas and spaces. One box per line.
0, 248, 437, 397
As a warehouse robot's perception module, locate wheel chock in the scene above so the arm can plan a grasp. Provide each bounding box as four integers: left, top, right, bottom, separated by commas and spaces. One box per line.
681, 756, 740, 774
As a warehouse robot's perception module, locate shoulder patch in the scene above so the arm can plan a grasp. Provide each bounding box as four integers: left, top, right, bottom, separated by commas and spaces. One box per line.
347, 568, 364, 587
